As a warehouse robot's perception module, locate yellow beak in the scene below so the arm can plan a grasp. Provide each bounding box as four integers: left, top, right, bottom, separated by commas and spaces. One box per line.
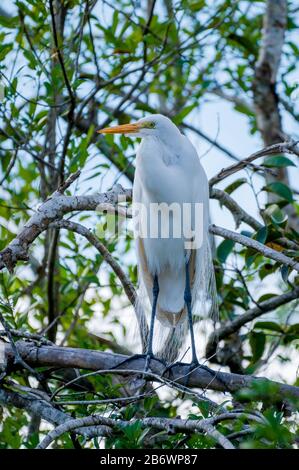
97, 122, 141, 134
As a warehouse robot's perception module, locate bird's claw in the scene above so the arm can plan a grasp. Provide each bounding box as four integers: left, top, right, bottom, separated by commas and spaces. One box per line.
162, 359, 214, 386
112, 353, 165, 374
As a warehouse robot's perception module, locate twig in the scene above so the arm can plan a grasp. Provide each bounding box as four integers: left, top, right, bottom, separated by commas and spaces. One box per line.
206, 287, 299, 357
0, 328, 53, 345
210, 224, 299, 272
0, 149, 18, 186
0, 312, 42, 380
0, 388, 111, 439
209, 141, 299, 186
184, 123, 240, 163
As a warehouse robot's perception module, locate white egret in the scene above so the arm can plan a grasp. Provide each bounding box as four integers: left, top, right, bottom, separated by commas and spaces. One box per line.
98, 114, 217, 373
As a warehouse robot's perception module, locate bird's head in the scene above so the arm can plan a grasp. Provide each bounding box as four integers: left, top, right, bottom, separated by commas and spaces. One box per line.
97, 114, 180, 139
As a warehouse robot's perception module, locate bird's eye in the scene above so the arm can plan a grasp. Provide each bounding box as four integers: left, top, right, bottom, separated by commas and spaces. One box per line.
148, 122, 155, 128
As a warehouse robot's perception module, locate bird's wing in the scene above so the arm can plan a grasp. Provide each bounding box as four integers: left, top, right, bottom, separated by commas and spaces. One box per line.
136, 236, 153, 302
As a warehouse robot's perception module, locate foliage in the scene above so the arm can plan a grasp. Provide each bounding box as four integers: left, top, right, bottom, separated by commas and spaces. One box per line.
0, 0, 298, 449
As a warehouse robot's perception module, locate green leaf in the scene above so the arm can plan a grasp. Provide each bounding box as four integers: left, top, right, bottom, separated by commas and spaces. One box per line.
253, 226, 268, 244
0, 43, 13, 61
249, 331, 266, 363
254, 321, 283, 333
224, 178, 247, 195
23, 49, 37, 70
217, 239, 234, 263
173, 104, 196, 124
111, 11, 119, 34
264, 182, 294, 203
245, 249, 258, 268
286, 323, 299, 335
0, 16, 19, 28
263, 155, 296, 168
266, 204, 288, 225
257, 293, 277, 303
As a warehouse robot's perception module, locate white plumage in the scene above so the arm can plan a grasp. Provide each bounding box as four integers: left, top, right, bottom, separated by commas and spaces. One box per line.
98, 114, 217, 363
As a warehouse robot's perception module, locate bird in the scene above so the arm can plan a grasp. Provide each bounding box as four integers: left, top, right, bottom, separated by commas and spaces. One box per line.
98, 114, 217, 373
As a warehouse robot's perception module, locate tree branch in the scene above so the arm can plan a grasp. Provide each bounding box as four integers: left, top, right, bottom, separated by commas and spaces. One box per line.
2, 341, 299, 403
209, 141, 299, 187
36, 412, 235, 449
210, 188, 262, 230
209, 224, 299, 272
206, 288, 299, 357
0, 388, 110, 439
0, 182, 131, 273
50, 219, 148, 349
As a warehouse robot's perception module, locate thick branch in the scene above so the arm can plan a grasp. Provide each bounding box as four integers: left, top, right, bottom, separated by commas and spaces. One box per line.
0, 183, 131, 272
1, 183, 298, 276
255, 0, 287, 85
3, 341, 299, 403
0, 388, 110, 439
36, 412, 234, 450
251, 1, 299, 230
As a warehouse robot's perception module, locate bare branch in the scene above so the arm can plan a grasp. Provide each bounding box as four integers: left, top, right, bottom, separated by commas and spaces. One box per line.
50, 219, 149, 349
210, 188, 262, 230
51, 219, 136, 305
209, 141, 299, 186
183, 123, 240, 163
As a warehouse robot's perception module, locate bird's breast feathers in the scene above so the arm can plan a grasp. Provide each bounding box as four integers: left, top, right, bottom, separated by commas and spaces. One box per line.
135, 136, 206, 204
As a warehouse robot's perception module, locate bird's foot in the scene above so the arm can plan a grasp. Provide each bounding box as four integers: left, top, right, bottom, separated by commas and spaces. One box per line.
162, 359, 214, 387
111, 353, 166, 375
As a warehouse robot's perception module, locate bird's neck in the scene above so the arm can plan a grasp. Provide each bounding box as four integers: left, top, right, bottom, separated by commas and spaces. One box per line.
142, 134, 181, 165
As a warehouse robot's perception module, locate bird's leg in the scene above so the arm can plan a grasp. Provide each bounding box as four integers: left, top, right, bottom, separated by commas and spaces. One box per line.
144, 273, 159, 372
163, 259, 202, 382
184, 258, 198, 367
183, 261, 218, 378
110, 274, 164, 373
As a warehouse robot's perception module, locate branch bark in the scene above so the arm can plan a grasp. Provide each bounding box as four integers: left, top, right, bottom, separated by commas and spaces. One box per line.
36, 412, 235, 449
252, 1, 299, 229
2, 341, 299, 403
209, 224, 299, 273
210, 188, 262, 230
206, 288, 299, 358
0, 388, 111, 439
0, 182, 131, 273
209, 141, 299, 187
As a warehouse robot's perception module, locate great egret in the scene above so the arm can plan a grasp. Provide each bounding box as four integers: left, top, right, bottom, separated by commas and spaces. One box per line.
98, 114, 217, 373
